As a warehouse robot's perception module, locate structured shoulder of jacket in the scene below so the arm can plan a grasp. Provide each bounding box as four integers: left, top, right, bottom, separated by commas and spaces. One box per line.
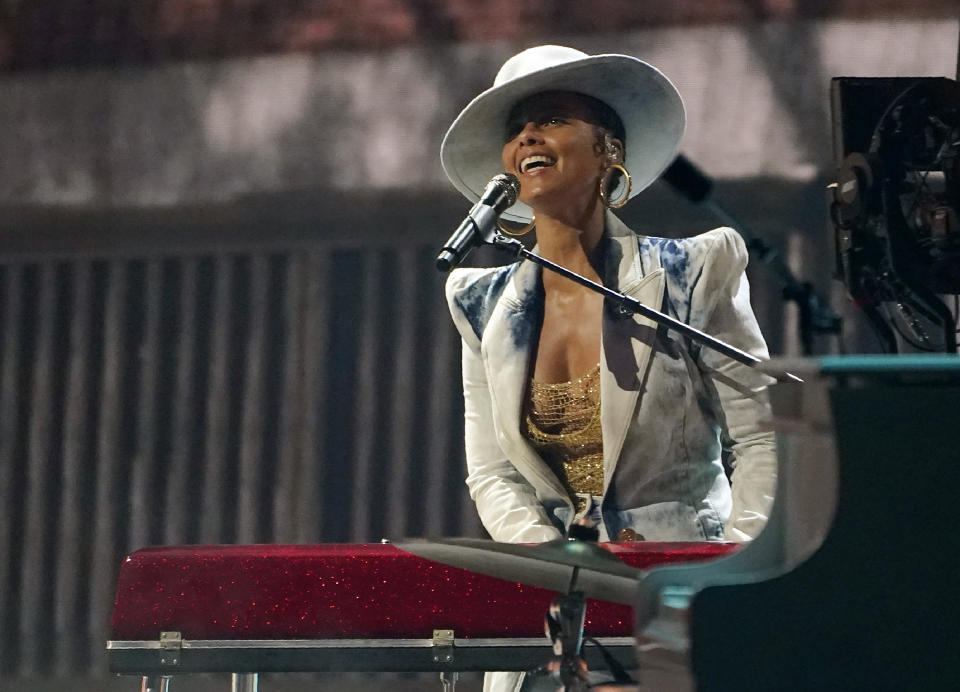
696, 226, 748, 257
639, 226, 747, 274
444, 263, 521, 343
639, 226, 745, 254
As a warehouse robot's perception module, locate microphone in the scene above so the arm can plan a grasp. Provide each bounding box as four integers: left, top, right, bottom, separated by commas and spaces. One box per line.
436, 173, 520, 272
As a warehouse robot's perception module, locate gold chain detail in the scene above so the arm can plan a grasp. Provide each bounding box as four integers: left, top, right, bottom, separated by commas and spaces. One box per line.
524, 364, 604, 498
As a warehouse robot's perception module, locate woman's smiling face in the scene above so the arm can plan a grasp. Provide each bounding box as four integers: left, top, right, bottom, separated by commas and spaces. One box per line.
501, 91, 621, 214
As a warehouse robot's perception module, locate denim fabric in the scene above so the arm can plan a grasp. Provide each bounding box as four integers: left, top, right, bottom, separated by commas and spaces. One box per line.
447, 213, 777, 545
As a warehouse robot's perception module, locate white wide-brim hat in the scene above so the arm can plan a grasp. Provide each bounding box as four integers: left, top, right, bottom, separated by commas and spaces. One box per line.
441, 45, 686, 223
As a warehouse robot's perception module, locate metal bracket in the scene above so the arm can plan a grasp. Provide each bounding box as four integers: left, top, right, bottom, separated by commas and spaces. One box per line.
432, 629, 454, 664
159, 631, 182, 667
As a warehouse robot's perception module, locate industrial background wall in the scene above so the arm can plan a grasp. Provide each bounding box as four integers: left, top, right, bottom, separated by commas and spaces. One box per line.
0, 3, 957, 690
0, 223, 486, 679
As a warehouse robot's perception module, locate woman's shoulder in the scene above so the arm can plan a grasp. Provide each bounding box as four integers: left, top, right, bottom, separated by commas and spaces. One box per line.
444, 263, 522, 343
638, 226, 748, 277
639, 226, 745, 257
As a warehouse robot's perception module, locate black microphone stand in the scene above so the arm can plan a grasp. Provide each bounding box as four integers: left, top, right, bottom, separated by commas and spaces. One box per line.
661, 155, 842, 355
523, 522, 623, 692
488, 234, 802, 383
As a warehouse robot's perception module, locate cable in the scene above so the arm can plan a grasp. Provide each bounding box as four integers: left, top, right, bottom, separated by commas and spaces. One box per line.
583, 636, 635, 685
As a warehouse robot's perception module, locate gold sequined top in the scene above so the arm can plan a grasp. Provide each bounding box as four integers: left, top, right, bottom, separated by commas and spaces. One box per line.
523, 363, 604, 501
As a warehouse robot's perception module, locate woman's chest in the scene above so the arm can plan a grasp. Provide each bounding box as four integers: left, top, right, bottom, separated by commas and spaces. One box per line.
532, 291, 604, 382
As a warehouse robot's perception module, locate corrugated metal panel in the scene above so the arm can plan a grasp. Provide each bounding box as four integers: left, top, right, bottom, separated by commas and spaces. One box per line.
1, 265, 26, 674
53, 260, 95, 675
272, 251, 328, 543
87, 259, 131, 671
0, 244, 478, 677
19, 262, 58, 676
384, 250, 420, 540
163, 257, 201, 545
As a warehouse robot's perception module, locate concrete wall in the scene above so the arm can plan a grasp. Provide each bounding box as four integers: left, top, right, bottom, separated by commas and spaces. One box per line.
0, 18, 956, 208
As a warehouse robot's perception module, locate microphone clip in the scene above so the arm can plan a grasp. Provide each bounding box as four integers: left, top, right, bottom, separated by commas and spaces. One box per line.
491, 233, 526, 259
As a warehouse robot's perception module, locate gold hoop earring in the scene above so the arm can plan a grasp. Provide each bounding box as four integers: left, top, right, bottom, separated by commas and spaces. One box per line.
599, 164, 632, 209
497, 216, 536, 236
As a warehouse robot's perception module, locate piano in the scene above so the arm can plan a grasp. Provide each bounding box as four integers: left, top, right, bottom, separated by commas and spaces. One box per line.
107, 541, 736, 691
632, 355, 960, 691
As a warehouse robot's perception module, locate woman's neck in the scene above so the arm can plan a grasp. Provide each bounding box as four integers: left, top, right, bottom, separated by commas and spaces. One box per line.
533, 203, 606, 287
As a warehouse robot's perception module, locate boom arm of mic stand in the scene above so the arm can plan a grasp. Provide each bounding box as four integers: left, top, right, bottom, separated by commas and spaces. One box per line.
490, 235, 802, 383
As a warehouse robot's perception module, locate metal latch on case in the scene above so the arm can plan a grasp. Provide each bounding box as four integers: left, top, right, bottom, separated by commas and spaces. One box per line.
159, 631, 182, 667
432, 629, 454, 663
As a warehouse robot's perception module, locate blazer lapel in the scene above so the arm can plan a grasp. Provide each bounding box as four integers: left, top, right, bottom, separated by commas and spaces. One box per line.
480, 258, 568, 500
600, 214, 665, 493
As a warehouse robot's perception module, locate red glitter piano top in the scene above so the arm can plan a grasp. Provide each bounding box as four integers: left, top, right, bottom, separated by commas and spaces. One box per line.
110, 542, 737, 641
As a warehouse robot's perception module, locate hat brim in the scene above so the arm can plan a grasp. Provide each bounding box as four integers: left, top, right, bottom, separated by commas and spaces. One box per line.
441, 54, 685, 223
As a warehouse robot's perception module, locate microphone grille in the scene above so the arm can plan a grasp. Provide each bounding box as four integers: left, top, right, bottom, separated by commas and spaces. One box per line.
492, 173, 520, 206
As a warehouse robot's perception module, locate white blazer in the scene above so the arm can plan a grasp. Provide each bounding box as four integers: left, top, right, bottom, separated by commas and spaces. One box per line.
445, 213, 776, 544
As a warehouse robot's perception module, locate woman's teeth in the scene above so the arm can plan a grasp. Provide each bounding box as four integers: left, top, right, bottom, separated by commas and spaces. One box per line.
520, 155, 555, 173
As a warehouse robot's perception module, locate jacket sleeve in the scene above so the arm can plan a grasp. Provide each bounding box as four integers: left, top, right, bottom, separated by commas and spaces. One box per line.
446, 270, 563, 544
689, 228, 778, 542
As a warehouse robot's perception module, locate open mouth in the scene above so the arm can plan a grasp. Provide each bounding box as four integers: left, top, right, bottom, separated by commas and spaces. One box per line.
519, 155, 556, 174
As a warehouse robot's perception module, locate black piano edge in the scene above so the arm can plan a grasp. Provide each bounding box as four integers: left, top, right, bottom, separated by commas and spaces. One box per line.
106, 637, 637, 674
